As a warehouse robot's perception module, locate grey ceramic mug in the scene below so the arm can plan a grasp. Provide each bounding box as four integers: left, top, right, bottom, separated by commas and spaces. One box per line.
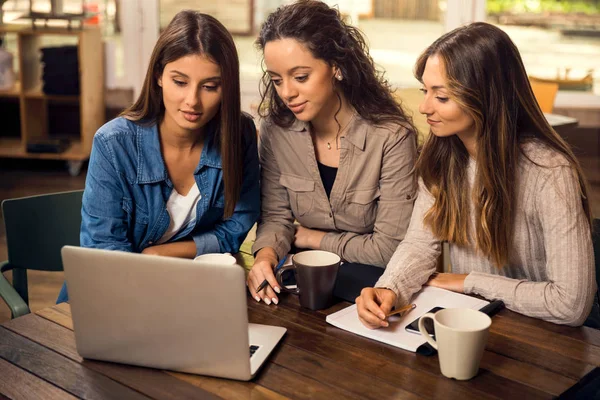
275, 250, 341, 310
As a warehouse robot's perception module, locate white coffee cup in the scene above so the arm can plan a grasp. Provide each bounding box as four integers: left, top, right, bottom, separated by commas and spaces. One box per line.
193, 253, 237, 266
419, 308, 491, 380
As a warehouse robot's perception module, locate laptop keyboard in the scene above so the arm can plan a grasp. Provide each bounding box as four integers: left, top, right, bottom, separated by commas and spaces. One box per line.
249, 345, 260, 358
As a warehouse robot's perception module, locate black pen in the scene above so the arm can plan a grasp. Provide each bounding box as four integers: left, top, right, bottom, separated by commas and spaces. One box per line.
256, 279, 270, 293
256, 256, 287, 293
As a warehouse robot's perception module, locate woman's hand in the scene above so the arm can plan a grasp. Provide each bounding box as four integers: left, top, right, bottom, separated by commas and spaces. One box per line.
294, 225, 326, 249
356, 287, 398, 329
247, 247, 281, 305
425, 272, 468, 293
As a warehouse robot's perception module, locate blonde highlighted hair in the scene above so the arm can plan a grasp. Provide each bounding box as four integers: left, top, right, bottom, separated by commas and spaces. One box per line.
415, 22, 592, 267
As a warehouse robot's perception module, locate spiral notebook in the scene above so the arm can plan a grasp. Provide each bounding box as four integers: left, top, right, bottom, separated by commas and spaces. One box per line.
326, 286, 489, 352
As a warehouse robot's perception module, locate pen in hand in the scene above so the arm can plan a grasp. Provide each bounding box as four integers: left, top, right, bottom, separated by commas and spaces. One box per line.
256, 256, 287, 294
255, 279, 270, 294
385, 303, 416, 318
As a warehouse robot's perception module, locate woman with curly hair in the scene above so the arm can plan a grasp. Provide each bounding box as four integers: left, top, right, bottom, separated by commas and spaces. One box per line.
248, 0, 418, 305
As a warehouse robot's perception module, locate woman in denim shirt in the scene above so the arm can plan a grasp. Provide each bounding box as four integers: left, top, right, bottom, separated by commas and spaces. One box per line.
57, 11, 260, 302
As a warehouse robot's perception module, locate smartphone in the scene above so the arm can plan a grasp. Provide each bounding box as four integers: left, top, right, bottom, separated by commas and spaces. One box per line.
405, 306, 444, 337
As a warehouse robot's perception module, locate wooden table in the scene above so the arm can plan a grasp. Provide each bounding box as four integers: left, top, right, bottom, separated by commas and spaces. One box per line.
0, 295, 598, 399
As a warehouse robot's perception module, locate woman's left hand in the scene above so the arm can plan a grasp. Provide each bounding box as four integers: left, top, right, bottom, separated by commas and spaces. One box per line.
294, 226, 326, 249
425, 273, 468, 293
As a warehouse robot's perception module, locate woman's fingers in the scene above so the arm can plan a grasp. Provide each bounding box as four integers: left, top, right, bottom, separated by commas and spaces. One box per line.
247, 259, 281, 305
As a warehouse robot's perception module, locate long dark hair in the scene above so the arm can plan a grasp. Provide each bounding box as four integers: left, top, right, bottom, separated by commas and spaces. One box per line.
256, 0, 414, 131
415, 22, 592, 267
121, 10, 242, 218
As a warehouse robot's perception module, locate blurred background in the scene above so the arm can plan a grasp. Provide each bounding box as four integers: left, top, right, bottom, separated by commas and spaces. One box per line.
0, 0, 598, 321
2, 1, 599, 109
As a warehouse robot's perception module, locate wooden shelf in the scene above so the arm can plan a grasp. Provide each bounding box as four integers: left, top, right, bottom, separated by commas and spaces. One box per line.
24, 85, 79, 102
0, 137, 87, 161
0, 24, 90, 36
0, 138, 24, 156
0, 25, 104, 170
0, 82, 21, 98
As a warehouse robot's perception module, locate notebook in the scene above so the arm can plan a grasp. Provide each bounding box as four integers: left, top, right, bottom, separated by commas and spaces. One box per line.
326, 286, 489, 352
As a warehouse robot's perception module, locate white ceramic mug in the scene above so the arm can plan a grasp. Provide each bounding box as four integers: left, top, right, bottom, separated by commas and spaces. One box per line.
193, 253, 237, 266
419, 308, 491, 380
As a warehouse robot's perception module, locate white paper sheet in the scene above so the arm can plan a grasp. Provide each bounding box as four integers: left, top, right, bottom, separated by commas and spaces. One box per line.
325, 286, 489, 352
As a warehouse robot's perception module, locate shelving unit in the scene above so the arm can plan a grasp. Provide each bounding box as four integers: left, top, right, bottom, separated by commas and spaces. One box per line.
0, 24, 104, 175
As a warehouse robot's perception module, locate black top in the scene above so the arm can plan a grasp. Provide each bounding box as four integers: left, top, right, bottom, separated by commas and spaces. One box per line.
317, 161, 338, 199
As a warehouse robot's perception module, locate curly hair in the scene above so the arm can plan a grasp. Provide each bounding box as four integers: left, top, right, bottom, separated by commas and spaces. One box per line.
256, 0, 414, 131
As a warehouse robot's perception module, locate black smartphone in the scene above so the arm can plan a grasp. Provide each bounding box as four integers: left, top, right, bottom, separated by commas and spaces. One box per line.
405, 306, 444, 337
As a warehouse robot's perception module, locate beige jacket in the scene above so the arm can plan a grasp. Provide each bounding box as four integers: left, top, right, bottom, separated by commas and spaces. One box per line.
252, 115, 417, 267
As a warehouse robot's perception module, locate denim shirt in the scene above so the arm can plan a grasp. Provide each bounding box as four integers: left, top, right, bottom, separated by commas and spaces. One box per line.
80, 115, 260, 255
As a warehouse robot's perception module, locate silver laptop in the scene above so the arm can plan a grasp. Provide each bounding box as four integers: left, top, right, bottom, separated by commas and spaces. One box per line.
61, 246, 286, 381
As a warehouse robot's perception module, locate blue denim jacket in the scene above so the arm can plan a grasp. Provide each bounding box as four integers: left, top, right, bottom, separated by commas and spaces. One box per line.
56, 115, 260, 303
80, 115, 260, 254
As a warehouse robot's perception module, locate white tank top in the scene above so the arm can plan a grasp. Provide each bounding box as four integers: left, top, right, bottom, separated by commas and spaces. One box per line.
156, 183, 201, 244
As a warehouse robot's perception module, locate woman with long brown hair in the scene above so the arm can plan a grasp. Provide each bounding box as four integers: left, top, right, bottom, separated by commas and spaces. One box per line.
357, 22, 596, 327
247, 0, 418, 305
57, 10, 260, 303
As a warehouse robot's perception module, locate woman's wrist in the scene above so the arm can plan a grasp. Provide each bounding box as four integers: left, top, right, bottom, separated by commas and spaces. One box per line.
311, 230, 326, 249
255, 247, 278, 267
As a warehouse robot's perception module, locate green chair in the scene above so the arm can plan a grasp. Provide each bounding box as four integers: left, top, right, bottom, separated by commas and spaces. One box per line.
0, 190, 83, 318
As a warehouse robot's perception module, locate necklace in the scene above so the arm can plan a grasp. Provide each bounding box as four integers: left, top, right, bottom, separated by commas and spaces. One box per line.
325, 134, 339, 150
320, 113, 356, 151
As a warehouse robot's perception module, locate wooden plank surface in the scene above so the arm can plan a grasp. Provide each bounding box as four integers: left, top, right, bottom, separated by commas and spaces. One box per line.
0, 326, 151, 399
4, 314, 221, 400
37, 305, 291, 400
169, 371, 289, 400
36, 302, 73, 329
0, 357, 77, 400
63, 301, 565, 398
37, 306, 352, 399
249, 300, 553, 399
255, 295, 580, 396
0, 295, 589, 399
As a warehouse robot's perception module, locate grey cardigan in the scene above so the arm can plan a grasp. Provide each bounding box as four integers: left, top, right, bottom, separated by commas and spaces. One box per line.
376, 141, 595, 326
